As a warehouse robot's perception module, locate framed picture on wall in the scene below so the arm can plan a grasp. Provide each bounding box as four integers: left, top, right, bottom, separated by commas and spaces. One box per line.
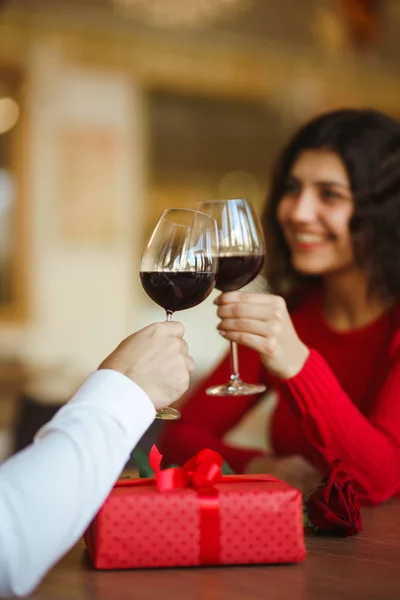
58, 127, 119, 245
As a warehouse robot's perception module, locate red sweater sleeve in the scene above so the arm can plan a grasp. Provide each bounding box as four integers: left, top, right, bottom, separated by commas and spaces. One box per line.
158, 345, 268, 473
278, 348, 400, 505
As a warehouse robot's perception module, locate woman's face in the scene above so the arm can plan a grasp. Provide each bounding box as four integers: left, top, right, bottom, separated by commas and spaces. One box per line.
276, 149, 355, 276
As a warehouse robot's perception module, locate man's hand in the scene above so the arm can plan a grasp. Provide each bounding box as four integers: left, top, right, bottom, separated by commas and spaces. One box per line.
99, 322, 195, 410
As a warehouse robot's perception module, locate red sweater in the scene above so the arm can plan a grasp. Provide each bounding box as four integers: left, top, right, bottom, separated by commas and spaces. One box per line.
159, 292, 400, 505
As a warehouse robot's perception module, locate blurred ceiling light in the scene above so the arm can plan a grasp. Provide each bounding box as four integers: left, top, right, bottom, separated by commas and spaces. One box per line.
0, 97, 19, 134
112, 0, 252, 27
335, 0, 382, 51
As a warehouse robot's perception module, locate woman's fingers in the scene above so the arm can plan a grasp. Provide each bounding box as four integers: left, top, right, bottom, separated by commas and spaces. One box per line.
217, 303, 271, 321
215, 291, 280, 306
219, 330, 273, 355
217, 302, 284, 322
218, 318, 280, 338
216, 293, 286, 322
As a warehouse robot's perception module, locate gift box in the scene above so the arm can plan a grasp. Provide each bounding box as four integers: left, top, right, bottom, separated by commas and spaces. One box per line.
84, 446, 306, 569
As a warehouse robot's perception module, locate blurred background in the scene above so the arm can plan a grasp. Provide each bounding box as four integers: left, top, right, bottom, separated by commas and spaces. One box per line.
0, 0, 398, 457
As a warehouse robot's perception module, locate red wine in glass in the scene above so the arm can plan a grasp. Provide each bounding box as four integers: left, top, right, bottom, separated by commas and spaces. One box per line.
140, 208, 218, 418
197, 199, 266, 397
140, 271, 217, 314
216, 254, 264, 292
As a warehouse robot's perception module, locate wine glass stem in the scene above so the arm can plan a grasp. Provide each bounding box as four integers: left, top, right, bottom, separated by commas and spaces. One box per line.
230, 341, 241, 382
166, 310, 173, 322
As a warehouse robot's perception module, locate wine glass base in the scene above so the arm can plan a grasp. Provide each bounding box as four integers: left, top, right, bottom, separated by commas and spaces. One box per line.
155, 407, 181, 420
206, 380, 266, 397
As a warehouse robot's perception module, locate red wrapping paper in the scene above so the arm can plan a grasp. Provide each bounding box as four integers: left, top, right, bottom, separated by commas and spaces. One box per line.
84, 447, 306, 569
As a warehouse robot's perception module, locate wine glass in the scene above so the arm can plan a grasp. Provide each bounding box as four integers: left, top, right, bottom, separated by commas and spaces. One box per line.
140, 208, 219, 419
197, 198, 266, 397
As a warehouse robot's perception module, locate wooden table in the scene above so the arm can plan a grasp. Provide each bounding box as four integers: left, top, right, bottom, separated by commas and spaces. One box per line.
29, 502, 400, 600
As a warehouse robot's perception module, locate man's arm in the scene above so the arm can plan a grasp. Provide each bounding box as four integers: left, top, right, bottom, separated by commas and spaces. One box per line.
0, 322, 194, 597
0, 370, 154, 597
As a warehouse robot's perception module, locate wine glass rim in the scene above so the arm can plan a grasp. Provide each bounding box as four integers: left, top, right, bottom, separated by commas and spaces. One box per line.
161, 207, 217, 228
197, 198, 255, 206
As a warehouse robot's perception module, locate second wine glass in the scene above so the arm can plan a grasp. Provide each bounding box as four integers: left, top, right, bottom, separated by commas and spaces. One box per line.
140, 208, 219, 419
197, 198, 266, 397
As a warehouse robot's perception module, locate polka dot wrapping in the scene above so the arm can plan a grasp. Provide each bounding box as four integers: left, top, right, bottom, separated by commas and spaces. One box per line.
84, 478, 306, 569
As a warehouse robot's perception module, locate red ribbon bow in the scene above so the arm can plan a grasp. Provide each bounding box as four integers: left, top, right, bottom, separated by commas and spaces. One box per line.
148, 445, 225, 563
149, 445, 225, 492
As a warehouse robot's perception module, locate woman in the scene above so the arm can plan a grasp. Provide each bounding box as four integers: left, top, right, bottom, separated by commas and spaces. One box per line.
159, 108, 400, 505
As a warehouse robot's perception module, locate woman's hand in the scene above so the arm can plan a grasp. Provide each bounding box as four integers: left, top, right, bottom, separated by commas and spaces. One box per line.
215, 291, 309, 379
245, 454, 322, 495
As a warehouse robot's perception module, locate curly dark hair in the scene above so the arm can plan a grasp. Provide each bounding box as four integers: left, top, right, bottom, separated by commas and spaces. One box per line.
262, 108, 400, 306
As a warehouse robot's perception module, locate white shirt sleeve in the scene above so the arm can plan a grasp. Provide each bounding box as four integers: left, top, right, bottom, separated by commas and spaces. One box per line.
0, 369, 155, 598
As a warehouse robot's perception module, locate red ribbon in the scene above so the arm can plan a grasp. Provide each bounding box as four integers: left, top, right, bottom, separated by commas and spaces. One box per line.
116, 445, 279, 565
149, 445, 224, 564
